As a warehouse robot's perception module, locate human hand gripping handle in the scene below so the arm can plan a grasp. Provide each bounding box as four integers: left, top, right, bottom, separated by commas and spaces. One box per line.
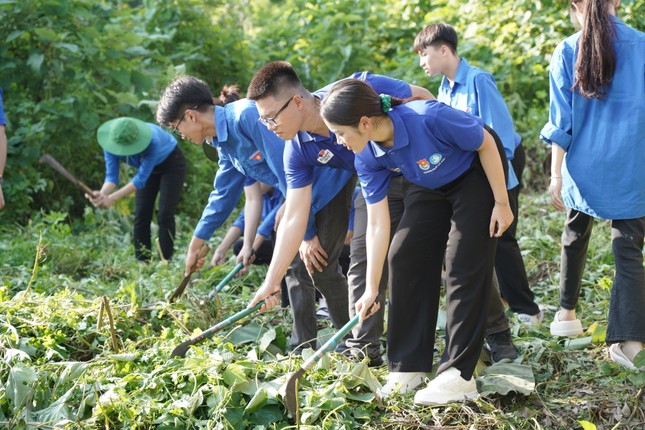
248, 281, 281, 313
356, 289, 381, 322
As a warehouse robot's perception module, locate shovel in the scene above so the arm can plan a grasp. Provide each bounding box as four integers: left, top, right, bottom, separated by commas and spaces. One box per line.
284, 314, 360, 416
205, 262, 244, 301
168, 245, 211, 303
39, 154, 94, 195
170, 298, 266, 358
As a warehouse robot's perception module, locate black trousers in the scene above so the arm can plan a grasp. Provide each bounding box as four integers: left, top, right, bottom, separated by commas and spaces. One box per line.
387, 161, 497, 380
494, 144, 539, 315
134, 146, 186, 261
560, 209, 645, 343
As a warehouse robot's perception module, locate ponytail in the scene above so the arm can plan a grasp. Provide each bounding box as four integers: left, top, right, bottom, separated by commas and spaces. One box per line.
572, 0, 616, 99
215, 84, 241, 106
320, 79, 406, 127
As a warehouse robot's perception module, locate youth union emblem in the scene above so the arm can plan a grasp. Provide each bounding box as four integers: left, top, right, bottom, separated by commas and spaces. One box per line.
417, 159, 430, 171
430, 153, 443, 165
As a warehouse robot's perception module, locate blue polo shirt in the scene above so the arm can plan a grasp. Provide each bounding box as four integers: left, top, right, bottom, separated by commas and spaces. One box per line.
194, 99, 354, 240
103, 123, 177, 190
540, 17, 645, 219
232, 184, 284, 238
437, 59, 519, 189
285, 72, 413, 189
356, 100, 484, 204
0, 88, 6, 126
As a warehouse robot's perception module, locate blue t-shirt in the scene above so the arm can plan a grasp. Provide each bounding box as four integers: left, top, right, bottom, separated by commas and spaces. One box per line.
194, 99, 354, 240
540, 17, 645, 219
437, 59, 519, 189
285, 72, 413, 189
232, 185, 284, 239
0, 88, 6, 126
356, 100, 484, 204
103, 123, 177, 189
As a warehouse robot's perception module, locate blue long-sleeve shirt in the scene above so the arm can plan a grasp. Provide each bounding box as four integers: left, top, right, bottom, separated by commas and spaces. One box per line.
0, 88, 6, 126
437, 59, 520, 189
540, 17, 645, 219
103, 123, 177, 189
193, 99, 354, 240
232, 185, 284, 238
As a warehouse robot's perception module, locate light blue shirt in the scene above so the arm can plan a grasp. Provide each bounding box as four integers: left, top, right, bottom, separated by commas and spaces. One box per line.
540, 17, 645, 219
0, 88, 6, 126
356, 100, 484, 205
438, 59, 520, 189
194, 99, 354, 240
103, 123, 177, 189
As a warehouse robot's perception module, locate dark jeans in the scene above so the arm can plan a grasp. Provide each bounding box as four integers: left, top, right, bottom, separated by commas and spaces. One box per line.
560, 209, 645, 343
387, 162, 497, 380
284, 177, 355, 351
134, 146, 186, 261
495, 144, 540, 316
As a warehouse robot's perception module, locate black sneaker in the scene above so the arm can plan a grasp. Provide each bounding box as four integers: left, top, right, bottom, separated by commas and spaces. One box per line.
485, 329, 518, 363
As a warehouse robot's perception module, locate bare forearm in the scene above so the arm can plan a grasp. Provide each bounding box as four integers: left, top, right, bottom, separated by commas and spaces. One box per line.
551, 144, 565, 177
478, 132, 509, 204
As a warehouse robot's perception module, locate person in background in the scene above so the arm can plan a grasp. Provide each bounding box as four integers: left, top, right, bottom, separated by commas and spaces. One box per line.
0, 87, 7, 210
541, 0, 645, 370
413, 23, 542, 330
320, 79, 512, 405
87, 117, 186, 261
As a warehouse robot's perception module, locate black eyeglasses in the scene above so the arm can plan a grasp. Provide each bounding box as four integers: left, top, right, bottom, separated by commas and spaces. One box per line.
258, 96, 295, 127
171, 104, 199, 137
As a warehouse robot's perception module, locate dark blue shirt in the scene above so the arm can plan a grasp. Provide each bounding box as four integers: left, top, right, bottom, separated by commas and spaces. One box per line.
356, 100, 484, 204
285, 72, 413, 188
0, 88, 6, 126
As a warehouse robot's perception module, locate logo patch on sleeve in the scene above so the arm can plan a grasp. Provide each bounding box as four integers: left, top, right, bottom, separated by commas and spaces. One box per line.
249, 150, 263, 161
317, 149, 334, 164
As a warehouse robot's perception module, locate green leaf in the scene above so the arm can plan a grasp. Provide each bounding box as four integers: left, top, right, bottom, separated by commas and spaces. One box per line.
222, 363, 248, 388
27, 52, 44, 73
577, 420, 597, 430
244, 387, 267, 414
565, 336, 592, 350
110, 353, 140, 362
35, 386, 75, 422
7, 363, 38, 409
477, 362, 535, 396
34, 27, 59, 41
589, 323, 607, 343
258, 328, 276, 353
633, 349, 645, 368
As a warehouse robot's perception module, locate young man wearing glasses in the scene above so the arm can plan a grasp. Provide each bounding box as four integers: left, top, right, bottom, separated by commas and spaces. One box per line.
246, 61, 518, 379
156, 76, 356, 352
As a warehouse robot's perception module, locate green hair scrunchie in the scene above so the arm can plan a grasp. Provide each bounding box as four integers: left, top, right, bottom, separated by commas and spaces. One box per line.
379, 94, 392, 113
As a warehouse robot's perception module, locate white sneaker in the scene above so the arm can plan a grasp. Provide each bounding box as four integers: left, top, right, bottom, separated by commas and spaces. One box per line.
550, 310, 583, 337
609, 343, 645, 371
413, 368, 479, 405
517, 310, 544, 327
379, 372, 426, 397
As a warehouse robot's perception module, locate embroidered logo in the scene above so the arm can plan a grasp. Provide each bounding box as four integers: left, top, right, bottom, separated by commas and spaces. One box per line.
416, 159, 430, 171
317, 149, 334, 164
429, 153, 443, 165
249, 150, 262, 161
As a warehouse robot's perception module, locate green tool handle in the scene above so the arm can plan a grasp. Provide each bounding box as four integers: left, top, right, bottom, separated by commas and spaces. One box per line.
206, 263, 244, 300
191, 301, 262, 343
301, 314, 360, 371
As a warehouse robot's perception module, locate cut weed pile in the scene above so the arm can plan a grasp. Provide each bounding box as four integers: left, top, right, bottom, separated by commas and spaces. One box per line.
0, 195, 644, 429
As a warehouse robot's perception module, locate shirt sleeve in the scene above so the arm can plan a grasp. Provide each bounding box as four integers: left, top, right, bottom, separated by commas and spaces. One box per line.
540, 42, 574, 150
284, 138, 315, 188
472, 73, 516, 159
193, 150, 246, 240
103, 150, 120, 185
357, 72, 413, 99
355, 150, 391, 205
0, 88, 6, 126
130, 148, 156, 189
